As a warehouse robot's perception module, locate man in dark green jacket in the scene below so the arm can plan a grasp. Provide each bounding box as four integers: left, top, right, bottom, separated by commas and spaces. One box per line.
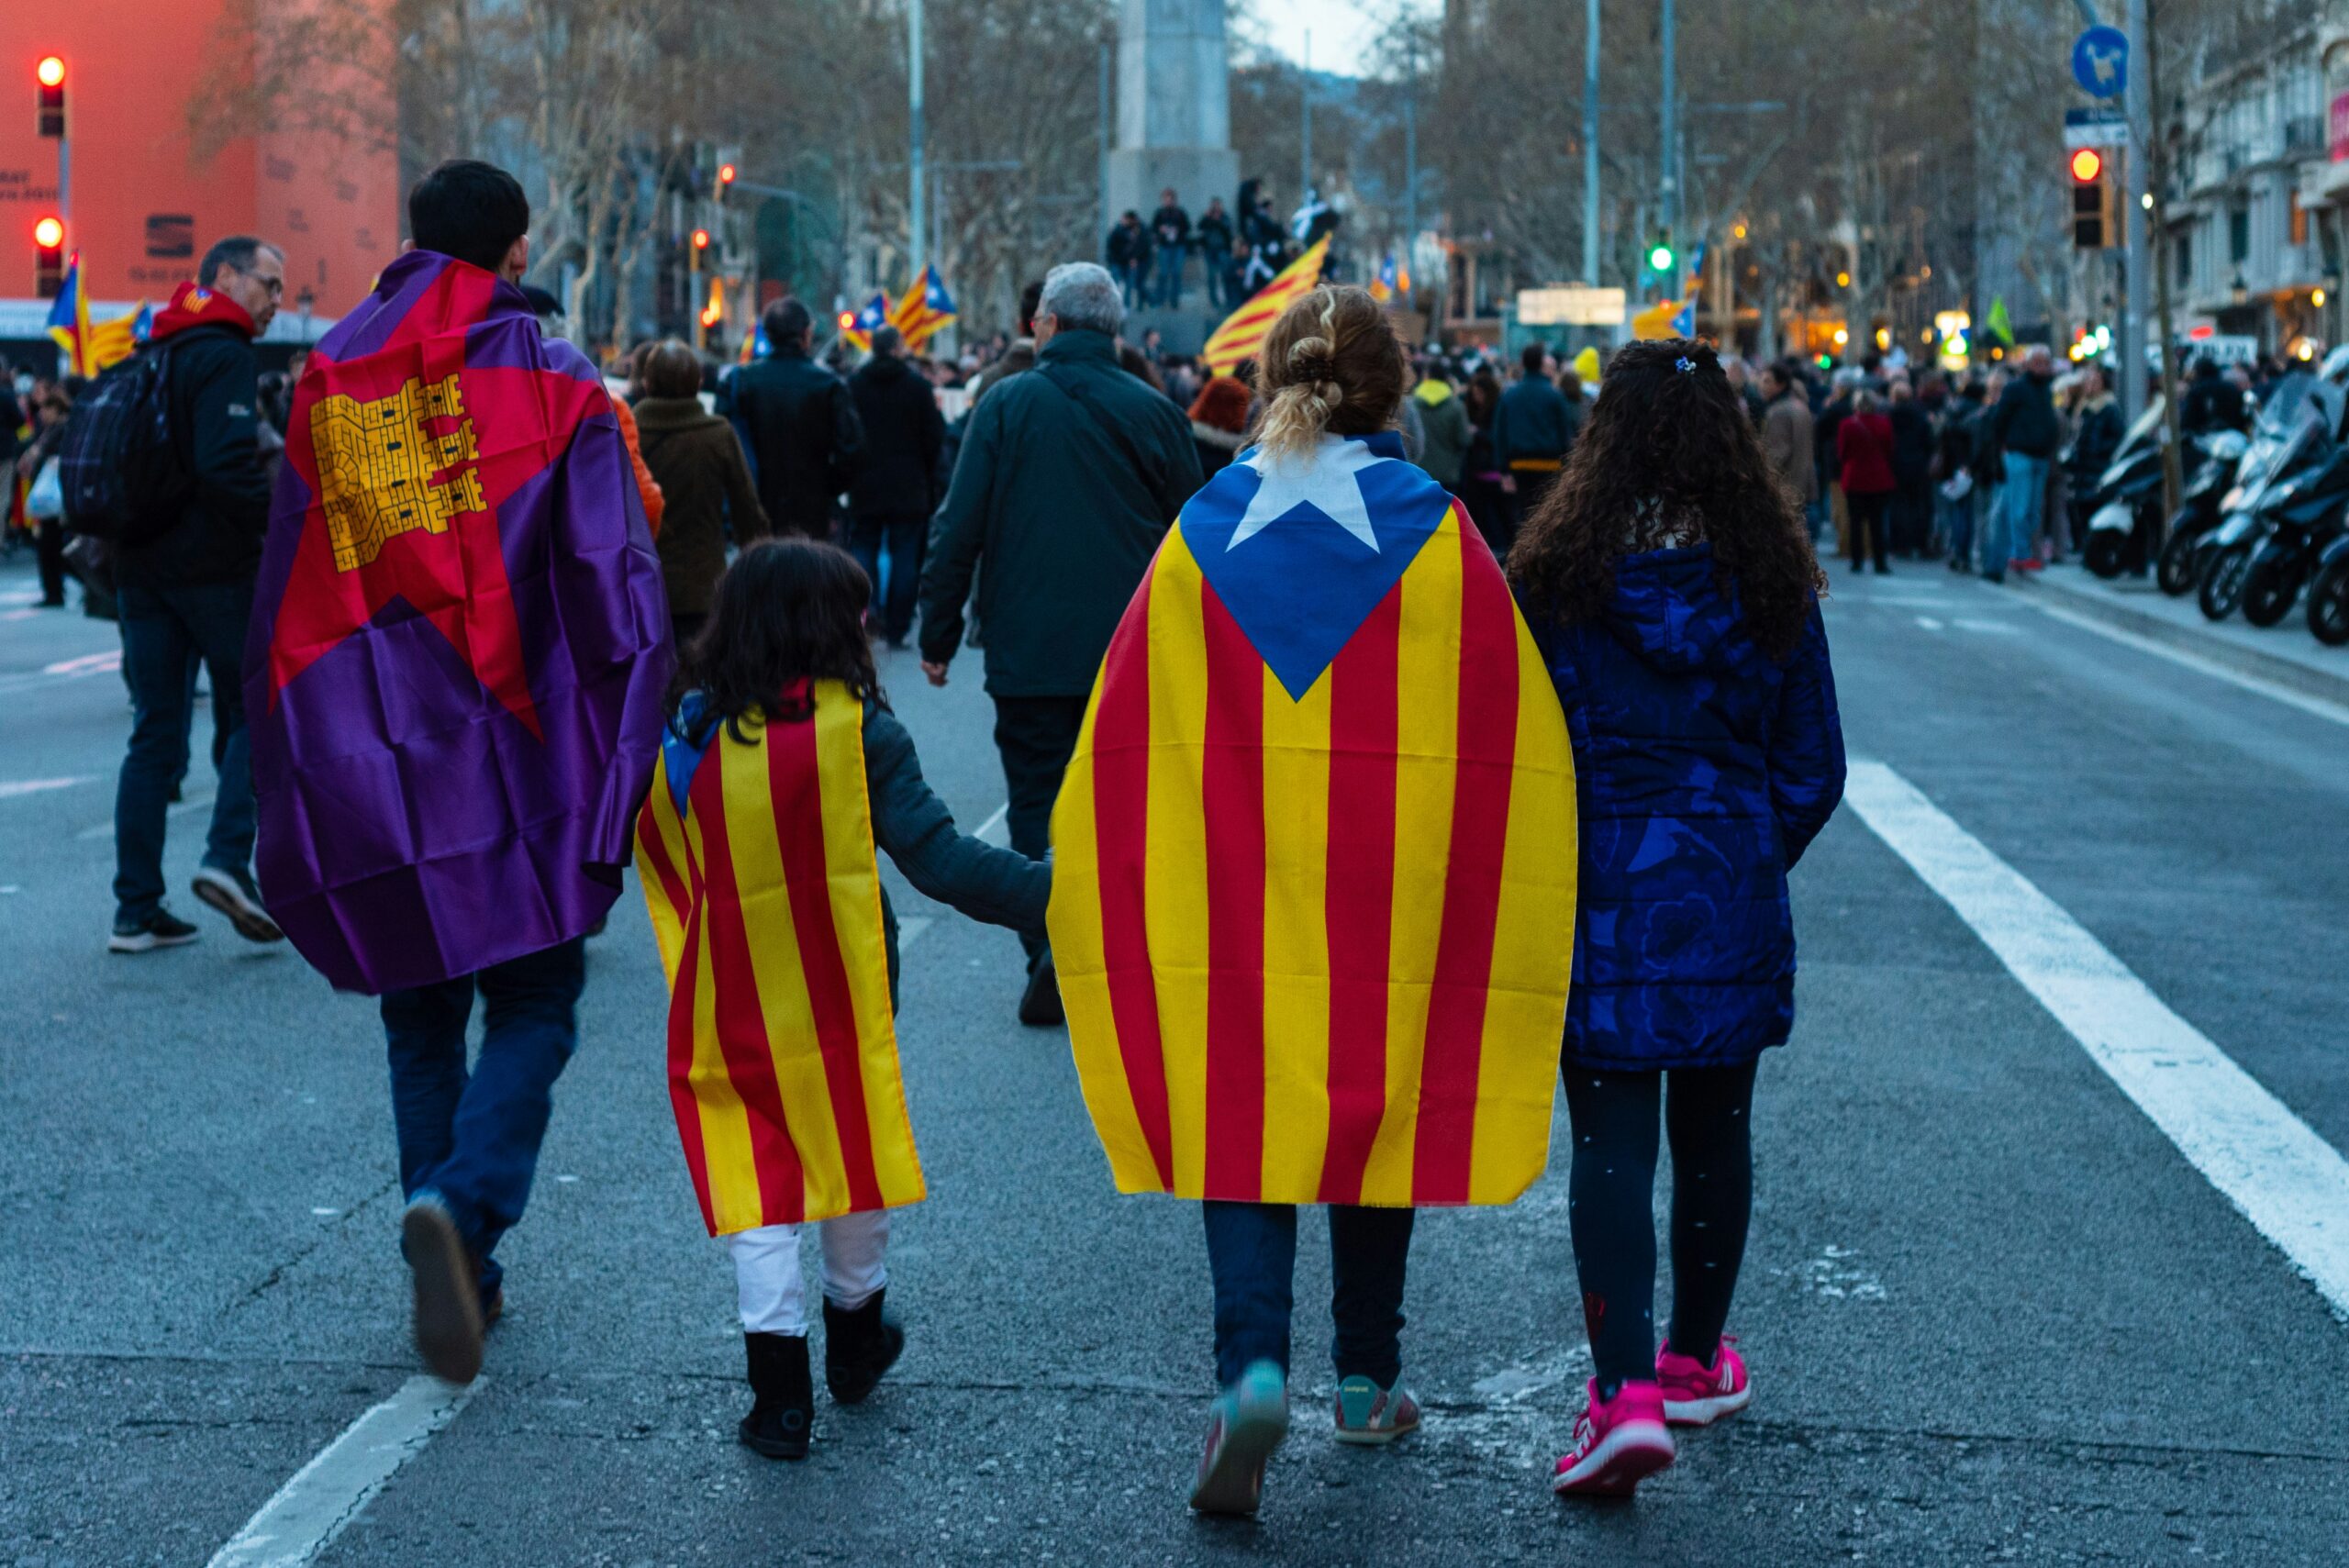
918, 260, 1202, 1022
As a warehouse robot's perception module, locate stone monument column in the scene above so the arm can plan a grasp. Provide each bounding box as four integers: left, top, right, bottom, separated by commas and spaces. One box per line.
1107, 0, 1240, 348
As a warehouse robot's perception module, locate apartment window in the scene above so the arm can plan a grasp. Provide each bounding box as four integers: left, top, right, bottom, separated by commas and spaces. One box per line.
2291, 194, 2310, 248
2229, 206, 2251, 263
2174, 232, 2192, 289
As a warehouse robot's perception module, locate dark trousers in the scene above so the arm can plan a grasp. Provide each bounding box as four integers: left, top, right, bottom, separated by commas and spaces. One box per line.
847, 510, 928, 643
113, 577, 256, 925
991, 694, 1087, 962
1846, 490, 1891, 570
1202, 1201, 1417, 1389
381, 938, 586, 1303
1890, 473, 1933, 555
35, 516, 66, 604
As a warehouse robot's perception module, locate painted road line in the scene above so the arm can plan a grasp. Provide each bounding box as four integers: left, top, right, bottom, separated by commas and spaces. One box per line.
1845, 761, 2349, 1322
1914, 616, 1945, 632
206, 1374, 479, 1568
2024, 597, 2349, 729
43, 651, 122, 677
974, 801, 1010, 847
0, 777, 90, 800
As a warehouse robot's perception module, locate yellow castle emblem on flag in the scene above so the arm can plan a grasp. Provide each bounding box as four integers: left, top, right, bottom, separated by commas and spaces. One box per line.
309, 373, 486, 571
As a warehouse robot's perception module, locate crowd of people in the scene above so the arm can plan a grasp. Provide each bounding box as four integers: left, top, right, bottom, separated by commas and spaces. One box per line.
1103, 177, 1341, 313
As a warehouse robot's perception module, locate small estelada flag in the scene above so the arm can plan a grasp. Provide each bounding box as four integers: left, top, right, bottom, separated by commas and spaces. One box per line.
841, 292, 891, 353
888, 264, 958, 349
1049, 431, 1577, 1207
635, 681, 925, 1233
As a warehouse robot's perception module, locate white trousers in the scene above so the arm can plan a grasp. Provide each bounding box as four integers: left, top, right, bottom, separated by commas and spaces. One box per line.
725, 1211, 890, 1336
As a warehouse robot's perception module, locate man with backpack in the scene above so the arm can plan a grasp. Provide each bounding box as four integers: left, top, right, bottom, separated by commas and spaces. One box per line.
95, 237, 286, 952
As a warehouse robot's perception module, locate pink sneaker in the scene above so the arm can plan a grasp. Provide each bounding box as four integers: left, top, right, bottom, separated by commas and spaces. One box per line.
1551, 1380, 1675, 1497
1655, 1339, 1750, 1427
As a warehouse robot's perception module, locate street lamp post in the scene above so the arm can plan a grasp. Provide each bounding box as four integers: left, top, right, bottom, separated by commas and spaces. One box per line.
908, 0, 926, 279
1584, 0, 1599, 286
1660, 0, 1677, 297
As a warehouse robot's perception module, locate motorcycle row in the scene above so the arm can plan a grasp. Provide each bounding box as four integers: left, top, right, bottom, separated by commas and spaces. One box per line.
2077, 344, 2349, 647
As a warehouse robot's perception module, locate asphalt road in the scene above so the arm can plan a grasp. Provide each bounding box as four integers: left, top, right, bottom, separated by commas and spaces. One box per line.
4, 552, 2347, 1567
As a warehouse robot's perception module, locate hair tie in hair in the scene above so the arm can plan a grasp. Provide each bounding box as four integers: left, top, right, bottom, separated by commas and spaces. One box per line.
1675, 356, 1696, 374
1315, 379, 1343, 410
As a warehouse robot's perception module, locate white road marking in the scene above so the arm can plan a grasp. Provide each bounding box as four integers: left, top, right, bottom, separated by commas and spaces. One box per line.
974, 802, 1010, 847
42, 651, 121, 677
1914, 616, 1944, 631
205, 1374, 479, 1568
0, 776, 89, 800
1952, 617, 2018, 634
2022, 597, 2349, 729
1846, 761, 2349, 1322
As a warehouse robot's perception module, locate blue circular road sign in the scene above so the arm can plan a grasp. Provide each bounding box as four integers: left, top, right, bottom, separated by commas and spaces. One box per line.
2072, 26, 2129, 99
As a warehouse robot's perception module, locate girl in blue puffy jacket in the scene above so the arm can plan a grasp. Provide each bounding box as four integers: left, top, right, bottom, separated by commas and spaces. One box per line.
1507, 339, 1846, 1498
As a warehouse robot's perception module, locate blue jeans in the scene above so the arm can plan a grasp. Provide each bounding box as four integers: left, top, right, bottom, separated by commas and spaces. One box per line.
847, 510, 927, 643
113, 577, 256, 925
1990, 451, 2049, 575
382, 938, 585, 1301
1938, 487, 1973, 568
1119, 261, 1147, 308
1152, 246, 1186, 307
1201, 1200, 1415, 1389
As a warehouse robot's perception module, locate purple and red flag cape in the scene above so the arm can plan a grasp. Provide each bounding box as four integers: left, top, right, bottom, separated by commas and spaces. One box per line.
243, 250, 674, 994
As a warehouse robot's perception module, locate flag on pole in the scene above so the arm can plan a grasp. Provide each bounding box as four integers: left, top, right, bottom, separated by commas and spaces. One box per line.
888, 265, 958, 349
45, 256, 149, 377
636, 682, 927, 1234
246, 249, 674, 995
1670, 297, 1696, 337
1200, 236, 1331, 375
1985, 295, 2014, 346
1631, 296, 1689, 340
841, 292, 891, 353
1047, 431, 1577, 1207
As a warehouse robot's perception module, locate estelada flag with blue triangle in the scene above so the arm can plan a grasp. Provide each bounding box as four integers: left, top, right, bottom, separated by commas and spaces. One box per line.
888, 264, 957, 349
45, 254, 147, 378
841, 292, 890, 353
1047, 427, 1577, 1207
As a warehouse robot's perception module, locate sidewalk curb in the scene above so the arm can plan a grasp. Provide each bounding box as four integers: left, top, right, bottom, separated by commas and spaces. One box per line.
2016, 573, 2349, 710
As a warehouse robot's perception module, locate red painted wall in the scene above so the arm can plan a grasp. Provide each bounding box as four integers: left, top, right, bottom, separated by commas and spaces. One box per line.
3, 3, 398, 317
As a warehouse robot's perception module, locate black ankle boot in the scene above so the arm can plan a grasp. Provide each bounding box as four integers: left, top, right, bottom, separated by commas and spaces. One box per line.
740, 1332, 813, 1460
822, 1289, 905, 1404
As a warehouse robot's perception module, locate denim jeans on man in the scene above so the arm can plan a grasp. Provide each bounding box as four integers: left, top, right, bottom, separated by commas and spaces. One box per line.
847, 510, 927, 644
1201, 1200, 1416, 1388
382, 937, 587, 1303
113, 578, 257, 925
1153, 245, 1186, 308
1989, 451, 2049, 575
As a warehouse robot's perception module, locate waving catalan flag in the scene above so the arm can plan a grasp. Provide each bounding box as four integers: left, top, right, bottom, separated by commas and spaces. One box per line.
636, 682, 925, 1234
889, 264, 958, 350
1048, 430, 1576, 1208
841, 292, 891, 354
1201, 236, 1330, 375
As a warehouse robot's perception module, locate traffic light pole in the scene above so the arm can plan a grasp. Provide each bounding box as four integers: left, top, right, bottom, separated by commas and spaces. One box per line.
1660, 0, 1678, 299
908, 0, 926, 280
2122, 0, 2149, 425
1583, 0, 1599, 287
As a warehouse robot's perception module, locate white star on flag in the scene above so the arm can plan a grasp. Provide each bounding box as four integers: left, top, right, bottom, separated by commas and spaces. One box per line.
1227, 437, 1392, 552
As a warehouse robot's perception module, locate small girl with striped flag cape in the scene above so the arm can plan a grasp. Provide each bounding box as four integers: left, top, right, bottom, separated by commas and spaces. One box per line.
635, 538, 1049, 1460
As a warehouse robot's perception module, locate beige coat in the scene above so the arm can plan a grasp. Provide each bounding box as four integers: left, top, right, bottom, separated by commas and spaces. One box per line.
1761, 393, 1818, 506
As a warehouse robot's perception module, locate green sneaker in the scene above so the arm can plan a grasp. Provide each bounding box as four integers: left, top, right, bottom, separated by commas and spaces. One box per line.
1189, 1360, 1289, 1516
1332, 1374, 1421, 1446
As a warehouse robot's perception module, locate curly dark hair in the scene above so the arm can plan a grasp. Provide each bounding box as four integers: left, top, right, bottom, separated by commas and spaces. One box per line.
671, 538, 882, 739
1505, 338, 1826, 662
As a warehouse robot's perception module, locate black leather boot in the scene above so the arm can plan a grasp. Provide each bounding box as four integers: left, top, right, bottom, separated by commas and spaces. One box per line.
739, 1332, 813, 1460
822, 1289, 906, 1404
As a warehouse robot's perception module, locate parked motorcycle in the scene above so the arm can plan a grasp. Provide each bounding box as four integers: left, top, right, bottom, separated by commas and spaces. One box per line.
2308, 532, 2349, 646
2196, 374, 2332, 622
2081, 399, 2170, 579
2154, 428, 2250, 595
2239, 435, 2349, 628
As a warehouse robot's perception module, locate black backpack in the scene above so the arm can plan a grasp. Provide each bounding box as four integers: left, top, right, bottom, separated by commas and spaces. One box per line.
56, 342, 189, 547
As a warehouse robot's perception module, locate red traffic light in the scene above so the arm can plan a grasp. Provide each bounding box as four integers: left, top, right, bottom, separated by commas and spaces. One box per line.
837, 310, 856, 329
718, 162, 737, 186
37, 54, 66, 137
33, 216, 64, 298
33, 215, 64, 249
37, 56, 65, 88
691, 228, 711, 250
2069, 147, 2103, 183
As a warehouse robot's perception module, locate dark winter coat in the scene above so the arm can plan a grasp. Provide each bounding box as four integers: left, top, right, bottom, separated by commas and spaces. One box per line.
847, 352, 947, 518
1196, 207, 1234, 261
1835, 410, 1897, 495
1152, 203, 1191, 253
729, 348, 864, 538
1887, 401, 1934, 484
1526, 548, 1846, 1070
1494, 374, 1574, 465
918, 328, 1202, 695
1987, 371, 2060, 459
631, 395, 767, 617
2180, 368, 2249, 434
116, 319, 273, 588
2066, 395, 2125, 483
1412, 380, 1472, 489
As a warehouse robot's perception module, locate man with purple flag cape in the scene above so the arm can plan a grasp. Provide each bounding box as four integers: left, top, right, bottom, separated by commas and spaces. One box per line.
243, 161, 672, 1382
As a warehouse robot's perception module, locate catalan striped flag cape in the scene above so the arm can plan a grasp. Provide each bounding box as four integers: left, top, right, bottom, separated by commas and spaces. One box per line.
1048, 431, 1577, 1207
842, 293, 891, 354
1201, 237, 1330, 375
889, 264, 958, 349
635, 681, 925, 1235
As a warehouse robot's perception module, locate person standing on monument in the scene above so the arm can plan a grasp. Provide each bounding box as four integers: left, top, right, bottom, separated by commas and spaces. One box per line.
1151, 188, 1192, 308
1197, 196, 1234, 307
917, 261, 1201, 1026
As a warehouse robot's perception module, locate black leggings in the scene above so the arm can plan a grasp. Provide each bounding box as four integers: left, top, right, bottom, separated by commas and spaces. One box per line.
1562, 1061, 1758, 1397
